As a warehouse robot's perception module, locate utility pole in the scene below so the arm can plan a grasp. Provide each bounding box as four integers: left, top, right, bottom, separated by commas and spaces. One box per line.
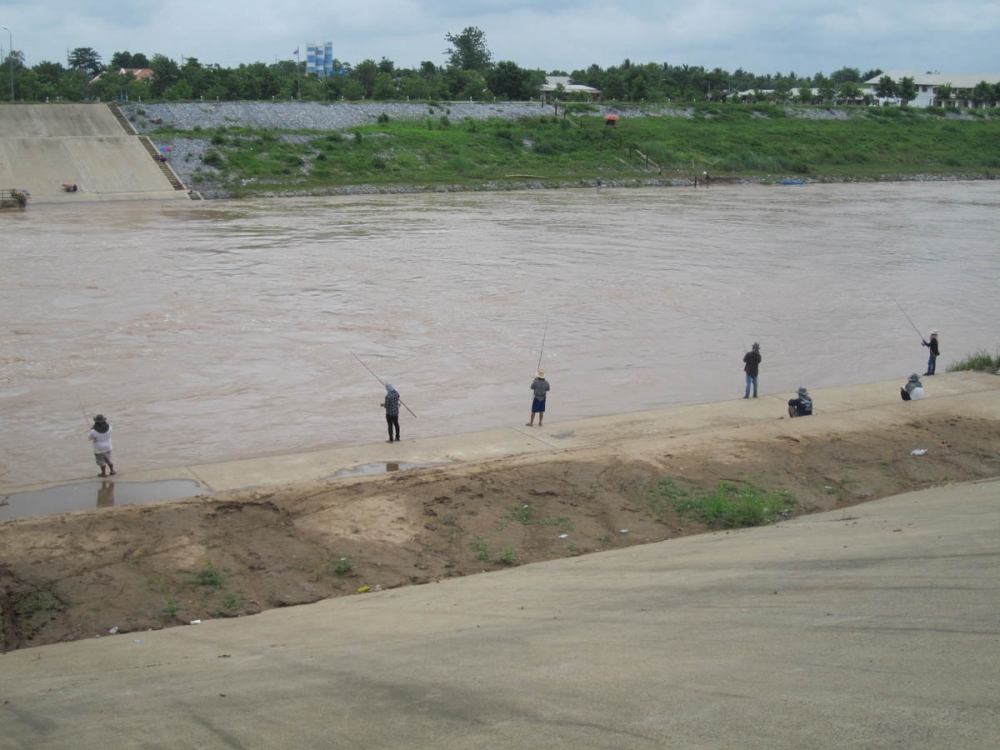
3, 28, 12, 101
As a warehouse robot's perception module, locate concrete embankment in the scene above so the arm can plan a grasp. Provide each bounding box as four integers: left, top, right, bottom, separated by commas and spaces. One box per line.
0, 104, 191, 204
1, 373, 999, 747
1, 479, 997, 749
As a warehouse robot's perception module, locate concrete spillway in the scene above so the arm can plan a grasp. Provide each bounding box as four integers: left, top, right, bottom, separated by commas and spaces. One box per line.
0, 104, 192, 204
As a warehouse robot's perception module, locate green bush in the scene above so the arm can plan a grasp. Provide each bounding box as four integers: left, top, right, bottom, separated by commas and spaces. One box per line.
666, 481, 795, 528
201, 150, 224, 168
947, 348, 1000, 373
716, 150, 787, 172
533, 138, 558, 155
196, 562, 224, 588
161, 597, 180, 619
642, 142, 679, 165
447, 155, 473, 175
470, 539, 492, 562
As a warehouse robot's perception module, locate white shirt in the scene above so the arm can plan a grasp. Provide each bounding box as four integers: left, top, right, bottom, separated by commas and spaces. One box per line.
89, 426, 112, 454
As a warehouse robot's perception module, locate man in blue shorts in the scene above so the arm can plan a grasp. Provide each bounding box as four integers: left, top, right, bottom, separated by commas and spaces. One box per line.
526, 370, 550, 427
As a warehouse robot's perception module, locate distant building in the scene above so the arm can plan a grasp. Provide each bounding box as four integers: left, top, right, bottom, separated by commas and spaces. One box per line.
735, 87, 819, 104
539, 76, 601, 102
89, 68, 154, 84
306, 43, 335, 78
863, 70, 1000, 108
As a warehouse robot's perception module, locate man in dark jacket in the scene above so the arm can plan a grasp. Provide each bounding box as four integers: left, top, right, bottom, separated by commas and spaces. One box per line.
922, 330, 940, 375
381, 384, 400, 443
743, 342, 762, 398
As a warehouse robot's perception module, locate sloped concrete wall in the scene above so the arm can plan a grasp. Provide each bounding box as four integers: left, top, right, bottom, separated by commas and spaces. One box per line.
0, 104, 189, 203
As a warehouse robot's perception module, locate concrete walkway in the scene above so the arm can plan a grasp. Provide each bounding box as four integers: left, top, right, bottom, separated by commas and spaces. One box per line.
2, 478, 998, 749
6, 371, 996, 497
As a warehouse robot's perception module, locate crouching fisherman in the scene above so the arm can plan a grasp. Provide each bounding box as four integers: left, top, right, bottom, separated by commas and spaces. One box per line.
787, 387, 813, 418
900, 373, 925, 401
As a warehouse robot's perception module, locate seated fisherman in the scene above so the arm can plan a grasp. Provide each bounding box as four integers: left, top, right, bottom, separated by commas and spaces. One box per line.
900, 373, 925, 401
787, 386, 813, 418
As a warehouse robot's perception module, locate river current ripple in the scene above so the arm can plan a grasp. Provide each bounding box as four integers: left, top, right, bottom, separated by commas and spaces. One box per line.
2, 182, 998, 488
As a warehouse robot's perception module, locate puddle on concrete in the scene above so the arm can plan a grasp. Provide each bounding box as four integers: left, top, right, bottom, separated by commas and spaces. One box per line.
0, 479, 207, 521
330, 462, 442, 479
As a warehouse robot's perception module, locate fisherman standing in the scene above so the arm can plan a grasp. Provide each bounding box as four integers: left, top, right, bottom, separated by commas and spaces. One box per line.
743, 342, 762, 398
922, 330, 940, 375
381, 384, 401, 443
88, 414, 115, 477
526, 370, 550, 427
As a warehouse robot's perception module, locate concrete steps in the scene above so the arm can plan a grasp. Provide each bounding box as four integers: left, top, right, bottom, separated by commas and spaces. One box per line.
109, 103, 201, 199
106, 103, 137, 135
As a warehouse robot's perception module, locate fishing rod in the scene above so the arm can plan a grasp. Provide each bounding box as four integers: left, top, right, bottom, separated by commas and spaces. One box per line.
537, 317, 549, 373
891, 297, 925, 340
75, 393, 92, 428
349, 351, 417, 418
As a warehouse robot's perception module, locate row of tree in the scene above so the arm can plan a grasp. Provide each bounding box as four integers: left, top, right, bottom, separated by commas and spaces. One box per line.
2, 28, 999, 108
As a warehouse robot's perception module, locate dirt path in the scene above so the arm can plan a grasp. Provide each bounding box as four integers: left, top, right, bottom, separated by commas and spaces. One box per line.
3, 408, 999, 653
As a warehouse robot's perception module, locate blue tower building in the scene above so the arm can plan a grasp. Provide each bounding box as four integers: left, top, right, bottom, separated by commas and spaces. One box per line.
306, 42, 335, 77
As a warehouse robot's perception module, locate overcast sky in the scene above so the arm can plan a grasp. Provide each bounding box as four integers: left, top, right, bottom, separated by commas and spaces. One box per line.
3, 1, 998, 76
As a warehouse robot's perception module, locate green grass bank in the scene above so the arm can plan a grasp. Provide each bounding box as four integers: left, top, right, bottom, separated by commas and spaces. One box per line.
151, 104, 1000, 196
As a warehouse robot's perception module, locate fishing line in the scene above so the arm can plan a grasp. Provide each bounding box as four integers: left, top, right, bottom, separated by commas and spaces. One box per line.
348, 350, 417, 418
75, 393, 91, 428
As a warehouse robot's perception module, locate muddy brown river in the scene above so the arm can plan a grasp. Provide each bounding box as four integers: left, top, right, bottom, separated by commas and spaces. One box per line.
2, 183, 998, 489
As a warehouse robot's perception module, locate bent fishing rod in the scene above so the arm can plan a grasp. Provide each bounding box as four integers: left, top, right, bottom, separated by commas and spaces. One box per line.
537, 317, 549, 373
891, 297, 925, 340
349, 351, 417, 418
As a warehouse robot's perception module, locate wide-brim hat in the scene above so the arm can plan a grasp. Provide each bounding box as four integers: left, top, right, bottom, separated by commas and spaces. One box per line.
537, 370, 545, 378
930, 330, 938, 335
93, 414, 107, 423
797, 387, 809, 396
908, 373, 920, 382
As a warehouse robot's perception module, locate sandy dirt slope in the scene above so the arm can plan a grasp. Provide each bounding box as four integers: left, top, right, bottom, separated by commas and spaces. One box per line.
3, 403, 999, 652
